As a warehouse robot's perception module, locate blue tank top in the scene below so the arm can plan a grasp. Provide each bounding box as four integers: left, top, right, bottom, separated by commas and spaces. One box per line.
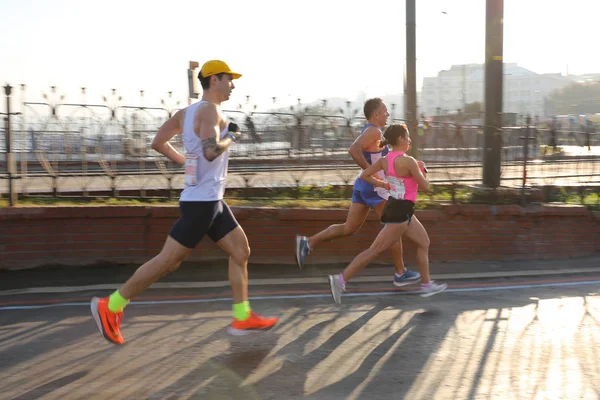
353, 123, 389, 192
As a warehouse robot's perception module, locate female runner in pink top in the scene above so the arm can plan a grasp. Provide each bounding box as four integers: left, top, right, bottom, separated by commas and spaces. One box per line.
328, 124, 447, 304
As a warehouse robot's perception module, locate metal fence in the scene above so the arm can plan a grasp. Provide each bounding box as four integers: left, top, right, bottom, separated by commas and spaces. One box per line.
1, 89, 599, 205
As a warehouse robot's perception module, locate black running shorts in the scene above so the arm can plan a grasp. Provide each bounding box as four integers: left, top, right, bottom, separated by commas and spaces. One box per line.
381, 198, 415, 224
169, 200, 239, 248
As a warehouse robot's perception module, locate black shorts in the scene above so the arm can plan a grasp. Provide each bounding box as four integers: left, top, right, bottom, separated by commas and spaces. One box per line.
169, 200, 239, 248
381, 198, 415, 224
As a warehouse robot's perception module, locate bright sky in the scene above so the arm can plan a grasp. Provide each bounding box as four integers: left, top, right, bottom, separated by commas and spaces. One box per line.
0, 0, 598, 109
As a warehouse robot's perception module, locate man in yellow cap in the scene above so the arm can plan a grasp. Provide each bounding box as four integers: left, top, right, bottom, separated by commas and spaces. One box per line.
91, 60, 278, 345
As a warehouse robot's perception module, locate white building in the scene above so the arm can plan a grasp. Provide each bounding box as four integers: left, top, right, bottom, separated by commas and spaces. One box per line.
421, 63, 574, 118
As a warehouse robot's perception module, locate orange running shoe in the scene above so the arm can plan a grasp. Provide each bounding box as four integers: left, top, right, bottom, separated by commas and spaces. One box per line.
228, 311, 279, 336
91, 297, 124, 345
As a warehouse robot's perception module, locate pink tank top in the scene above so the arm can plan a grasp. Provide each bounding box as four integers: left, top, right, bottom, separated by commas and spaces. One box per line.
386, 150, 418, 203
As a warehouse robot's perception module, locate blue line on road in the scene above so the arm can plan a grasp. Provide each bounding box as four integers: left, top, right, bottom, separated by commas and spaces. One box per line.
1, 279, 599, 311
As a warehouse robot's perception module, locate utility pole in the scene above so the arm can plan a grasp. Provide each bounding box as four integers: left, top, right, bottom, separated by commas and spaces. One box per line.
3, 84, 17, 206
187, 61, 200, 105
462, 64, 467, 112
405, 0, 418, 158
483, 0, 504, 188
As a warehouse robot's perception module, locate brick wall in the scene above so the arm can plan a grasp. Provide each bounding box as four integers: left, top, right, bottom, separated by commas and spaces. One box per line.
0, 204, 598, 269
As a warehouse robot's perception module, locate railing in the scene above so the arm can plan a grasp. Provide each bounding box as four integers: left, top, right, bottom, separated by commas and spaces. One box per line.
1, 90, 599, 206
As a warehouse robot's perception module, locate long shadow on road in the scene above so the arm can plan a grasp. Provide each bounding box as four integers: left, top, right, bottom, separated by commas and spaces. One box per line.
2, 284, 599, 399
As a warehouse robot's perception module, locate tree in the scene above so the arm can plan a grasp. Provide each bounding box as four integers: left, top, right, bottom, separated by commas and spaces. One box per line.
464, 101, 483, 115
546, 81, 600, 115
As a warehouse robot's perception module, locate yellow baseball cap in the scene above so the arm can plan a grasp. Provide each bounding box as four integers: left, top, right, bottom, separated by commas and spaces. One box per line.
200, 60, 242, 79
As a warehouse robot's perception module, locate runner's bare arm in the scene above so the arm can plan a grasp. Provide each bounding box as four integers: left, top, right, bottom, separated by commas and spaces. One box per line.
359, 158, 390, 189
407, 157, 430, 192
196, 104, 236, 162
151, 110, 186, 165
348, 127, 379, 170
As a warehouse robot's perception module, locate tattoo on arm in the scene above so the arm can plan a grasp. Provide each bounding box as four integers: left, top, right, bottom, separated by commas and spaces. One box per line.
201, 137, 225, 161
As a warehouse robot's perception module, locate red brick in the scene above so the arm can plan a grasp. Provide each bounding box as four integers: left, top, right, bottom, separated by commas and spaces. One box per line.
148, 206, 180, 218
494, 205, 523, 216
413, 210, 446, 221
1, 204, 599, 269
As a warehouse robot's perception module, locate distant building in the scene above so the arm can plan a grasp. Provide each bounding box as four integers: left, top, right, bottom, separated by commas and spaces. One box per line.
421, 63, 577, 118
301, 93, 410, 120
567, 73, 600, 83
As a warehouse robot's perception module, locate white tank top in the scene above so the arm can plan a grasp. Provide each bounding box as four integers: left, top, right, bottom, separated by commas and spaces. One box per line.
179, 100, 230, 201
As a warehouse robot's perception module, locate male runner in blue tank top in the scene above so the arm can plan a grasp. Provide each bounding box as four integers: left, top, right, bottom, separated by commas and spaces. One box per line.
90, 60, 278, 345
295, 98, 420, 286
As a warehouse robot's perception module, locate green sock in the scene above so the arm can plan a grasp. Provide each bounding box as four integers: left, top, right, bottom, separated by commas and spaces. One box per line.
108, 290, 129, 313
233, 301, 251, 321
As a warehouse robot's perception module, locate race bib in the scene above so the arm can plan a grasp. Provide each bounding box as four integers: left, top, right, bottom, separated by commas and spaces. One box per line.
184, 153, 198, 186
375, 185, 390, 200
374, 170, 389, 198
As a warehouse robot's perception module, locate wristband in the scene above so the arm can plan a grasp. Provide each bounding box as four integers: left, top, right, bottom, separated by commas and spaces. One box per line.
226, 131, 238, 142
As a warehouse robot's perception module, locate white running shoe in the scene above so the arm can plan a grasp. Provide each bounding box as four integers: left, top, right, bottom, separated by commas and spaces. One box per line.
420, 281, 448, 297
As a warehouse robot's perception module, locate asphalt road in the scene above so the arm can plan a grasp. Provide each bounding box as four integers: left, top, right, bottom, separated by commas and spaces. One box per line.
1, 257, 600, 399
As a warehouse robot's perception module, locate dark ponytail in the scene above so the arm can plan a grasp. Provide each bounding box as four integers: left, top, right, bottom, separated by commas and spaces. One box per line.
383, 124, 409, 146
378, 139, 389, 148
